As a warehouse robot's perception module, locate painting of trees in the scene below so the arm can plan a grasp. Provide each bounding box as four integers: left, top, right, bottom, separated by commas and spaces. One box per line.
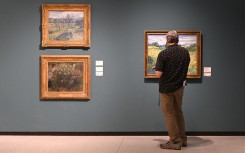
48, 62, 83, 92
42, 4, 91, 47
40, 55, 91, 100
145, 31, 201, 78
48, 11, 84, 41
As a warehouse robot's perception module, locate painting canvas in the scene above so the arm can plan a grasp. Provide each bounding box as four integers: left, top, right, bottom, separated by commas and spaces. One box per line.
145, 31, 201, 78
42, 4, 91, 47
48, 62, 84, 92
48, 11, 84, 41
40, 55, 90, 100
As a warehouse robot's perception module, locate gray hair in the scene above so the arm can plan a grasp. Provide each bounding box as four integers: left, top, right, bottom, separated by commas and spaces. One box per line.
166, 30, 179, 43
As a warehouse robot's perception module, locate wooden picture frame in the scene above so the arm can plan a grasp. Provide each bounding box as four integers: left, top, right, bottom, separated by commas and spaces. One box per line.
145, 30, 202, 78
42, 4, 91, 48
40, 55, 91, 100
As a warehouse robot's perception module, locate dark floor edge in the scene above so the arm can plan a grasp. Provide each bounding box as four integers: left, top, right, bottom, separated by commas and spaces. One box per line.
0, 132, 244, 136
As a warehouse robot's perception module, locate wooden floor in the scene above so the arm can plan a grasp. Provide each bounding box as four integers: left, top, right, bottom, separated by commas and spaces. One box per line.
0, 136, 244, 153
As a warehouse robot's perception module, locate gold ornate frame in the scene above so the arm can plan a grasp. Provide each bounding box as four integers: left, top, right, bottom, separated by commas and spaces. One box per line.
42, 4, 91, 47
40, 55, 91, 100
145, 30, 202, 78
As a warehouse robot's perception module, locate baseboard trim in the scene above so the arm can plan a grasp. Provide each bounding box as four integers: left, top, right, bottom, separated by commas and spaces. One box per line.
0, 131, 244, 136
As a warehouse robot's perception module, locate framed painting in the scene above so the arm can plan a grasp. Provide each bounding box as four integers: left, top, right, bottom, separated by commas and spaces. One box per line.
42, 4, 91, 47
145, 30, 202, 78
40, 55, 91, 100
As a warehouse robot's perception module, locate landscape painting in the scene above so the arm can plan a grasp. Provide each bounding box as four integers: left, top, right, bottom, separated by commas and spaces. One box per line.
42, 4, 91, 47
48, 11, 84, 41
145, 31, 201, 78
40, 55, 91, 100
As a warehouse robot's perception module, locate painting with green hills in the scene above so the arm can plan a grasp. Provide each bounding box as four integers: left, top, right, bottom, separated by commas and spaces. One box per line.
146, 32, 201, 78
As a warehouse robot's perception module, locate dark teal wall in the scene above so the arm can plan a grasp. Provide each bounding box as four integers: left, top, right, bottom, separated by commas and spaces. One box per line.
0, 0, 244, 132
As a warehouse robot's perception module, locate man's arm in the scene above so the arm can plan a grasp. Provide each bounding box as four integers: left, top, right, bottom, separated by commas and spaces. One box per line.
153, 66, 163, 78
154, 51, 165, 78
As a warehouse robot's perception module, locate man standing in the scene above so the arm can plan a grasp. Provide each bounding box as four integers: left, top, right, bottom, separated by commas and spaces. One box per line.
154, 30, 190, 150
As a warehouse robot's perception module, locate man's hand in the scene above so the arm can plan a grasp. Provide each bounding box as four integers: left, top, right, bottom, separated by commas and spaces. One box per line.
155, 71, 163, 78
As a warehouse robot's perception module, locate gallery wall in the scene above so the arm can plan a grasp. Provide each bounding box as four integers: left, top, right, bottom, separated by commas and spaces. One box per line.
0, 0, 244, 132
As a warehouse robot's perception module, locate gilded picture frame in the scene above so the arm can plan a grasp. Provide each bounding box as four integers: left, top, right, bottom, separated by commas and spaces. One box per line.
42, 4, 91, 48
145, 31, 202, 78
40, 55, 91, 100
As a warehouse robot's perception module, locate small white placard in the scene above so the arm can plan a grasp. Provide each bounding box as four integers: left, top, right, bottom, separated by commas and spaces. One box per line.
96, 60, 103, 66
204, 67, 211, 73
96, 71, 103, 76
204, 72, 212, 77
96, 67, 103, 72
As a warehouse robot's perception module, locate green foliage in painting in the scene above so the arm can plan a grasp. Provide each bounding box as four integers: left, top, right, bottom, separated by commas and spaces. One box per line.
147, 43, 198, 75
48, 62, 83, 92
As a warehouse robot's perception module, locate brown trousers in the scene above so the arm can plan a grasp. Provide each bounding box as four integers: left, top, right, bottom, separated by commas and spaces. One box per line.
160, 86, 187, 143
